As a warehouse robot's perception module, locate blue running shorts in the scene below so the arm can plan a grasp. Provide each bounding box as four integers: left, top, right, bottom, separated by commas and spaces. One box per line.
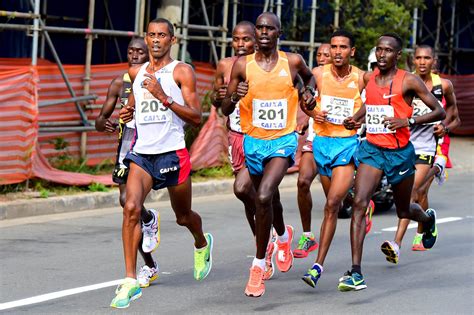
312, 134, 359, 177
356, 140, 416, 185
243, 133, 298, 175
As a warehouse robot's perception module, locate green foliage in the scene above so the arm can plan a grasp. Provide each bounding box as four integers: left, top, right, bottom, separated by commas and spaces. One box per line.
39, 189, 50, 198
338, 0, 425, 69
88, 182, 109, 192
191, 164, 233, 182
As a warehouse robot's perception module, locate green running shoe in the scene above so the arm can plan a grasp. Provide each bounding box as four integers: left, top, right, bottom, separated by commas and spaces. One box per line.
110, 278, 142, 309
294, 233, 319, 258
194, 233, 213, 280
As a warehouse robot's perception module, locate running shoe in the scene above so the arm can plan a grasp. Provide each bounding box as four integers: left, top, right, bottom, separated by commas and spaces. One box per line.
263, 240, 275, 280
302, 263, 323, 288
422, 209, 438, 249
194, 233, 213, 280
338, 271, 367, 292
244, 265, 265, 297
411, 234, 428, 251
294, 233, 319, 258
365, 200, 375, 234
110, 278, 142, 309
380, 240, 400, 264
142, 209, 160, 253
138, 263, 159, 288
275, 225, 294, 272
435, 169, 448, 186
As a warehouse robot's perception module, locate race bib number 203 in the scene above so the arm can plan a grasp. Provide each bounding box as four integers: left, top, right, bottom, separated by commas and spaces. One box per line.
137, 98, 171, 125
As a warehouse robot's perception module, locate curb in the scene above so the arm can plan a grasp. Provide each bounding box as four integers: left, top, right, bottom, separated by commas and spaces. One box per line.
0, 174, 298, 221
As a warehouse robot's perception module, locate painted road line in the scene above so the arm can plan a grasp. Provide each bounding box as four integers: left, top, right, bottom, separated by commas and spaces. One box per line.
381, 217, 463, 232
0, 279, 122, 311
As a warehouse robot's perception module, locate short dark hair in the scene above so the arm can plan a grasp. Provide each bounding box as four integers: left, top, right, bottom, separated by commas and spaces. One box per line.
330, 29, 355, 47
234, 21, 256, 36
257, 12, 281, 31
128, 36, 146, 48
379, 32, 403, 51
415, 44, 434, 57
149, 18, 174, 37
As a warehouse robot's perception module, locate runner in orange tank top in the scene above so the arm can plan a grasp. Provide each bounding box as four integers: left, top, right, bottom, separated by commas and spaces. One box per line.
222, 12, 316, 298
212, 21, 279, 281
339, 33, 445, 292
299, 30, 370, 289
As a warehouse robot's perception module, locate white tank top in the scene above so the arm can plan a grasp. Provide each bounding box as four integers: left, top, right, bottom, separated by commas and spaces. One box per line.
132, 61, 186, 154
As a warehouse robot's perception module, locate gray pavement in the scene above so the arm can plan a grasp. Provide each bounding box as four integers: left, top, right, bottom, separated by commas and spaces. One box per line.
0, 148, 473, 313
1, 137, 472, 221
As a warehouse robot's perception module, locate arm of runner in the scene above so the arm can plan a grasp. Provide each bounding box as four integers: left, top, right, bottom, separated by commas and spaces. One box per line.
434, 79, 460, 137
293, 53, 317, 110
211, 59, 228, 108
95, 76, 121, 133
119, 93, 135, 124
170, 63, 202, 126
222, 57, 246, 116
343, 104, 365, 130
384, 73, 445, 130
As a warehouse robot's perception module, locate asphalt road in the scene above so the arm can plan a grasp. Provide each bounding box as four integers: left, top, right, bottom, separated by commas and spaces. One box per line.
1, 168, 473, 314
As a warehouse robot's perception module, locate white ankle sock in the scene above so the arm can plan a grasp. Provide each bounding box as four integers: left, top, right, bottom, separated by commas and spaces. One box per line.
277, 228, 289, 243
252, 258, 265, 270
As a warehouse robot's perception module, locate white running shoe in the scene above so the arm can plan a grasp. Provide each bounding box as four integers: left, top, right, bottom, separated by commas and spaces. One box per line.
138, 263, 159, 288
142, 209, 160, 253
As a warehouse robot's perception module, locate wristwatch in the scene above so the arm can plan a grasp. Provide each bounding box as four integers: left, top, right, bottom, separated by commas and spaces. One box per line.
230, 92, 240, 104
408, 117, 416, 127
163, 96, 174, 107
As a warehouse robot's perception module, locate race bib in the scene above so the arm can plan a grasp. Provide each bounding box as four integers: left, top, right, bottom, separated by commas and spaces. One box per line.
412, 99, 441, 125
365, 105, 395, 134
228, 102, 241, 133
137, 97, 171, 125
252, 99, 288, 130
320, 95, 354, 125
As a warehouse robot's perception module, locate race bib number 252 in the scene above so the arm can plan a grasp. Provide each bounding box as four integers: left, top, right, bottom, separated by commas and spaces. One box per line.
365, 105, 395, 134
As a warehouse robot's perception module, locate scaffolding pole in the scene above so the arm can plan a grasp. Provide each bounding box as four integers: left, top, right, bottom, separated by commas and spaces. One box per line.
199, 0, 219, 63
180, 0, 190, 62
275, 0, 282, 18
412, 7, 418, 48
308, 0, 317, 68
232, 0, 238, 29
448, 0, 456, 74
31, 0, 40, 66
334, 0, 340, 29
220, 0, 229, 59
434, 0, 443, 53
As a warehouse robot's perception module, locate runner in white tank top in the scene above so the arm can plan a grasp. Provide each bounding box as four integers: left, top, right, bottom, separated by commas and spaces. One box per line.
110, 18, 214, 309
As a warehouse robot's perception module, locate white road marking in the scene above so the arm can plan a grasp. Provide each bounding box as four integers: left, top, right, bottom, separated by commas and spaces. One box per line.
381, 217, 463, 232
0, 279, 121, 311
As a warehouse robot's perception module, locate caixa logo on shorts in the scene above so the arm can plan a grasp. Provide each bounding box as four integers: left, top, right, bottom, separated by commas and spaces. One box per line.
160, 166, 178, 174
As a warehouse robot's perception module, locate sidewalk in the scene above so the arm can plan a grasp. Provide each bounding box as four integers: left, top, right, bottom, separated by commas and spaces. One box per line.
1, 137, 472, 220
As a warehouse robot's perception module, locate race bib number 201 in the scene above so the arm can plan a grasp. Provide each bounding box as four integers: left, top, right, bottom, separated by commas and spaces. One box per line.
252, 99, 288, 130
365, 105, 395, 134
137, 99, 171, 125
320, 95, 354, 125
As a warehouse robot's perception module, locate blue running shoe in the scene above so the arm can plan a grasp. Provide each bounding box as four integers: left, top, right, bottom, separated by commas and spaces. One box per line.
338, 271, 367, 292
302, 263, 323, 288
422, 208, 438, 249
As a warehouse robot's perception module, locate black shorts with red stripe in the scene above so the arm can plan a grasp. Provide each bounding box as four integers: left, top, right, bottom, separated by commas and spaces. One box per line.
124, 148, 191, 190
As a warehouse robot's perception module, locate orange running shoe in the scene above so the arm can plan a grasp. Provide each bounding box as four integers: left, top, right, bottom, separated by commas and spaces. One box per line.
263, 240, 275, 280
365, 200, 375, 234
275, 225, 294, 272
244, 266, 265, 297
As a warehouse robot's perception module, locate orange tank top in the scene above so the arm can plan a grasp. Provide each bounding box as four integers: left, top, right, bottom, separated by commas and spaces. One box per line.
313, 64, 362, 137
239, 51, 299, 140
365, 69, 412, 149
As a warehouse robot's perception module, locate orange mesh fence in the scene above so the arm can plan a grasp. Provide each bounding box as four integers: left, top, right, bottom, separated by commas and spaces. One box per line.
0, 67, 39, 185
